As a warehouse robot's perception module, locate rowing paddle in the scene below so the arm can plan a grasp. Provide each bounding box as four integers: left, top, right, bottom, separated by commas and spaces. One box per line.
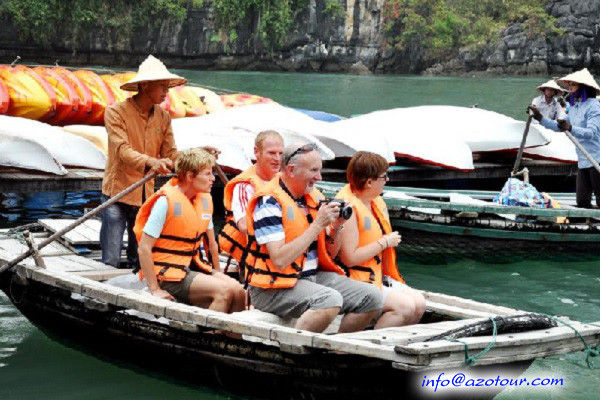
0, 171, 158, 273
562, 128, 600, 175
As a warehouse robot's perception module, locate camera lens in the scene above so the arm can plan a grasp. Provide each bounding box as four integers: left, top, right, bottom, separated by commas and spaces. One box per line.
340, 205, 353, 220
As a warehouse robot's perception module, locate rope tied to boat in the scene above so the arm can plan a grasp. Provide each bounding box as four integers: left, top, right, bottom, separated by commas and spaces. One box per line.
542, 314, 600, 369
444, 317, 498, 367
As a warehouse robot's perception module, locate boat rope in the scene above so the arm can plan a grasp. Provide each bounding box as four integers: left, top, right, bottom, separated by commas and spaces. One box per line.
541, 314, 600, 369
444, 317, 498, 367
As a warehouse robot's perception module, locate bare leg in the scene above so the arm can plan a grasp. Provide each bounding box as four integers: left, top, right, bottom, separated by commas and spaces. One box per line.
407, 288, 426, 324
295, 307, 340, 333
212, 271, 246, 312
339, 309, 380, 333
187, 273, 234, 312
375, 291, 416, 329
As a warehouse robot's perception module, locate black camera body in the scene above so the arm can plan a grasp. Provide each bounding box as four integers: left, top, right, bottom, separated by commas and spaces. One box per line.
319, 198, 353, 220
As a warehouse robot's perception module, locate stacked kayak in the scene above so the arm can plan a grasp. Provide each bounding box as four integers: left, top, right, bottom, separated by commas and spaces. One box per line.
0, 115, 107, 174
0, 65, 224, 125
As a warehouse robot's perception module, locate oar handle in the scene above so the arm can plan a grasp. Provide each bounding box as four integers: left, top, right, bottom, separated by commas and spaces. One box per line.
0, 171, 158, 273
213, 164, 229, 184
564, 130, 600, 175
512, 114, 534, 176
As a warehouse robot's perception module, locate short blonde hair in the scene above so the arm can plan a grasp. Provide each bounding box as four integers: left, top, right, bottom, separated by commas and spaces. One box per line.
175, 148, 215, 180
255, 130, 283, 150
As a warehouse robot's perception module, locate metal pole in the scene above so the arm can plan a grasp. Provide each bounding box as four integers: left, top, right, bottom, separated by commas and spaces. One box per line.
564, 130, 600, 175
1, 172, 158, 273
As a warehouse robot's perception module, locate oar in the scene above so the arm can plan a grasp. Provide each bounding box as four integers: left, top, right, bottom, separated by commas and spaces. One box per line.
213, 163, 229, 184
0, 172, 158, 273
563, 129, 600, 175
512, 113, 534, 177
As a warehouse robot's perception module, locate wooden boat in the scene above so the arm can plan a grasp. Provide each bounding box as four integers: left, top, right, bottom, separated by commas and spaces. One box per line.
317, 182, 600, 263
1, 220, 599, 399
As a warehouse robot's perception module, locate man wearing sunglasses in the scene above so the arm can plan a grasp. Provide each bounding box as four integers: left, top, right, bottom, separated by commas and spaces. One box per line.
243, 143, 383, 333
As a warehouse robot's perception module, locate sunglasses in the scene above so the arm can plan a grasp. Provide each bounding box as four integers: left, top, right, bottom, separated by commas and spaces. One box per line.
284, 143, 317, 165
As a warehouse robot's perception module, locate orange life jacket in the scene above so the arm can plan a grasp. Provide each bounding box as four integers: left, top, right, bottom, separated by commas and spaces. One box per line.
244, 178, 344, 289
134, 178, 213, 282
217, 165, 266, 269
333, 184, 404, 287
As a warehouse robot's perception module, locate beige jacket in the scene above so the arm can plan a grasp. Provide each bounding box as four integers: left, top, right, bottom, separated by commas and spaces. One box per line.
102, 97, 177, 206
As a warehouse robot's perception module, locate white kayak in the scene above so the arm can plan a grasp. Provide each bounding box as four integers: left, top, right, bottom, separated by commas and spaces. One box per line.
522, 123, 577, 163
0, 130, 67, 175
62, 125, 109, 156
0, 116, 106, 170
313, 118, 396, 163
172, 104, 336, 161
173, 131, 252, 173
62, 123, 251, 173
374, 106, 550, 153
328, 109, 474, 170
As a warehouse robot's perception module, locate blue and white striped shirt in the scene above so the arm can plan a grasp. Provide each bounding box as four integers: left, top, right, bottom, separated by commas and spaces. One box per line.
253, 195, 318, 274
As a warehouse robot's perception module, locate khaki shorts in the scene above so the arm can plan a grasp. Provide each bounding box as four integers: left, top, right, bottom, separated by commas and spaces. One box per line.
249, 271, 383, 319
159, 270, 200, 304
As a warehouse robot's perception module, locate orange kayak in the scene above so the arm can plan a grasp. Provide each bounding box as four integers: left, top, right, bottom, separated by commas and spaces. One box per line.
53, 67, 93, 124
160, 87, 186, 118
100, 74, 131, 103
0, 65, 56, 120
0, 79, 8, 114
33, 66, 80, 125
175, 86, 206, 117
74, 70, 116, 125
221, 93, 274, 108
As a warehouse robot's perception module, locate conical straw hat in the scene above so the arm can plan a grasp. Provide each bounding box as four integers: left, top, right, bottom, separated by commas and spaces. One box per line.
121, 55, 187, 92
536, 79, 563, 93
558, 68, 600, 95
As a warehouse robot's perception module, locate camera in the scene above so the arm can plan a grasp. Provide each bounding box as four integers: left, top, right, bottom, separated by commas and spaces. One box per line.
319, 198, 353, 220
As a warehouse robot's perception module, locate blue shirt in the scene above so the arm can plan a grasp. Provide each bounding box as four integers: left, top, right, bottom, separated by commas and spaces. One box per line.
541, 98, 600, 168
253, 195, 318, 274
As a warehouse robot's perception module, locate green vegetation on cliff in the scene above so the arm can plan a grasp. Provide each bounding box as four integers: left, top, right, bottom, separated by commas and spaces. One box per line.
383, 0, 560, 60
0, 0, 308, 52
0, 0, 203, 51
212, 0, 308, 49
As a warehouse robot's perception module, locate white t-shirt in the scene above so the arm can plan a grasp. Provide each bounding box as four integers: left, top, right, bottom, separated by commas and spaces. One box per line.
231, 182, 256, 223
531, 94, 566, 121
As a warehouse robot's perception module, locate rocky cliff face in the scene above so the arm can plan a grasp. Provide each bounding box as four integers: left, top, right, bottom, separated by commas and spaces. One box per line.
425, 0, 600, 75
0, 0, 599, 75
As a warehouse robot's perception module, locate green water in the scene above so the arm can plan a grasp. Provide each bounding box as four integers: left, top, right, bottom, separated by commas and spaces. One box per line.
1, 71, 599, 400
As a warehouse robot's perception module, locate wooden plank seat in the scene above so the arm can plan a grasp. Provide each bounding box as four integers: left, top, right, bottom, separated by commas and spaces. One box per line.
233, 309, 342, 334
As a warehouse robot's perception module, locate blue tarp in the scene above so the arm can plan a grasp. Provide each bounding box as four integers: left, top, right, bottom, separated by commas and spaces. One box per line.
292, 108, 345, 122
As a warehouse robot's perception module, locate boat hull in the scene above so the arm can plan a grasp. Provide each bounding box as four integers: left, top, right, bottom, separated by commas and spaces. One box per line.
0, 269, 530, 400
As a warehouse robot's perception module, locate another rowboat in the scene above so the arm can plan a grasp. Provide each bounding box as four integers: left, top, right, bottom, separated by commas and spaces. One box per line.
317, 182, 600, 263
1, 221, 598, 399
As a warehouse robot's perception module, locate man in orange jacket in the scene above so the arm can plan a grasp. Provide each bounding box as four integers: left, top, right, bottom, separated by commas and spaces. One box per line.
244, 143, 382, 333
218, 130, 284, 271
101, 55, 184, 270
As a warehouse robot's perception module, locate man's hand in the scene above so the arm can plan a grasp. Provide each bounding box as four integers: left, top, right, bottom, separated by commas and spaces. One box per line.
149, 288, 175, 301
202, 146, 221, 159
382, 231, 401, 248
557, 119, 572, 132
527, 105, 543, 122
315, 202, 341, 230
147, 157, 172, 174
